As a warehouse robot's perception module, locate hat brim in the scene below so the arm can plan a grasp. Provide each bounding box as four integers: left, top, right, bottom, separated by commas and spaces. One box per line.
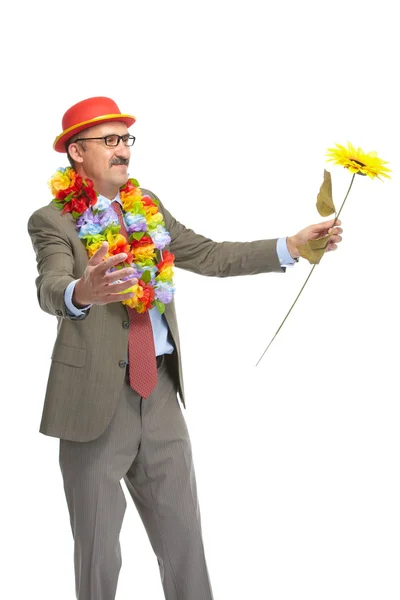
53, 113, 136, 153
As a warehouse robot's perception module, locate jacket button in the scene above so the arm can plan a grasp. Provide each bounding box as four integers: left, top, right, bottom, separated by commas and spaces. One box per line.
122, 321, 129, 329
119, 360, 127, 368
56, 310, 63, 316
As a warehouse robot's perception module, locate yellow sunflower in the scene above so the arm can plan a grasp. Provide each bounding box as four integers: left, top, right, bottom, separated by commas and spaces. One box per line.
326, 142, 391, 180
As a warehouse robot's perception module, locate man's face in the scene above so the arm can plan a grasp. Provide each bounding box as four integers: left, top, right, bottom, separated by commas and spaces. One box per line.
68, 121, 132, 196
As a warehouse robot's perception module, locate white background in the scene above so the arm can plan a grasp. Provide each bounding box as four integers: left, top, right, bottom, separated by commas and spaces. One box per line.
1, 1, 400, 599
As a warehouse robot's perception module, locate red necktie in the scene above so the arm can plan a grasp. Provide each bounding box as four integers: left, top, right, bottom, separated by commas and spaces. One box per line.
113, 201, 158, 398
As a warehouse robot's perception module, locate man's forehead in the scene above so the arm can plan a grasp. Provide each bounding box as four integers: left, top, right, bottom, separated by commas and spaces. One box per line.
82, 121, 129, 137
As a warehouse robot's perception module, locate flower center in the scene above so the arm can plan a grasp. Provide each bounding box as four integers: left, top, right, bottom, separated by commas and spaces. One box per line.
351, 158, 367, 176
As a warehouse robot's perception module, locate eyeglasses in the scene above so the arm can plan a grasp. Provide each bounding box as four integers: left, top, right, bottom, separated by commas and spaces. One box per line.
71, 134, 136, 147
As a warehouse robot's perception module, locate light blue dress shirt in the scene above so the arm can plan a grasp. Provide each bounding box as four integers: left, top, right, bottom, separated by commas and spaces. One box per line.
64, 193, 296, 355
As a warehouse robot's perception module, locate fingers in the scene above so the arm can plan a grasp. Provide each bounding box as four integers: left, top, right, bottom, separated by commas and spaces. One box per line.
103, 279, 138, 295
314, 218, 342, 233
310, 225, 343, 241
104, 268, 136, 285
328, 226, 343, 235
96, 252, 129, 275
327, 218, 342, 228
88, 242, 110, 266
329, 233, 342, 244
104, 291, 137, 303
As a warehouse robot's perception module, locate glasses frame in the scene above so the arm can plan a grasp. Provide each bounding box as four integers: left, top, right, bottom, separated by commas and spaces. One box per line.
70, 134, 136, 147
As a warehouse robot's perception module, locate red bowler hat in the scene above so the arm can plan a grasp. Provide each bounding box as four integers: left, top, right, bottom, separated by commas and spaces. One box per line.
53, 96, 136, 153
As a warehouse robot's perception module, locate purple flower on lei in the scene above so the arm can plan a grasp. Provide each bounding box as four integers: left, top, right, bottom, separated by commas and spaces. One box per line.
124, 212, 147, 234
77, 206, 119, 238
98, 207, 119, 229
93, 196, 112, 212
154, 281, 175, 304
77, 210, 103, 237
150, 225, 171, 250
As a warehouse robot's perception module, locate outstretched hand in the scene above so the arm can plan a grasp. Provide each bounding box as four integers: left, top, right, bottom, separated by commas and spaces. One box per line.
286, 219, 343, 259
73, 242, 137, 307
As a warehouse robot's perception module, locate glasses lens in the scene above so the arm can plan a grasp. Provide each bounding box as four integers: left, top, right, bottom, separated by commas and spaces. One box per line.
123, 135, 135, 146
104, 135, 120, 146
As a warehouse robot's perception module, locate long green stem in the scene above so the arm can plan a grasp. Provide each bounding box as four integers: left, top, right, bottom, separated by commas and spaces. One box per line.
255, 173, 356, 366
332, 173, 355, 227
255, 264, 316, 366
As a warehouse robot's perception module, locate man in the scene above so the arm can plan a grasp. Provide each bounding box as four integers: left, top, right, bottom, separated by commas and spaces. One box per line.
28, 96, 343, 600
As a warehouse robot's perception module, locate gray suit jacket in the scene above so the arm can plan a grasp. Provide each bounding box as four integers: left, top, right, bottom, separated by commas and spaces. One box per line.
28, 189, 284, 441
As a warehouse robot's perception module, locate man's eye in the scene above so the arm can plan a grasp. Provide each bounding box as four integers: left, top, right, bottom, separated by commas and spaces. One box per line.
105, 135, 119, 146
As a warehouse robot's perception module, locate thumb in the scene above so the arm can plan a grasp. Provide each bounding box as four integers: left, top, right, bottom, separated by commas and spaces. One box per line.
89, 242, 109, 265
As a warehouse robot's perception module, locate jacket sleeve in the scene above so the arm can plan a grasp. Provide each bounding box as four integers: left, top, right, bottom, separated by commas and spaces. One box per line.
146, 191, 285, 277
27, 209, 89, 320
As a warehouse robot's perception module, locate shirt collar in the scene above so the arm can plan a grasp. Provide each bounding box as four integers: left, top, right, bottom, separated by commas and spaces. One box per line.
97, 191, 121, 205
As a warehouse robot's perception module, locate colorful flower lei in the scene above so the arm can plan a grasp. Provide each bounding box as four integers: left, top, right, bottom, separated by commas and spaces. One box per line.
49, 167, 175, 314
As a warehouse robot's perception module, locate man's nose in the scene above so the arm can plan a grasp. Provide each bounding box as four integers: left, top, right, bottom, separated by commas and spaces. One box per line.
116, 139, 131, 157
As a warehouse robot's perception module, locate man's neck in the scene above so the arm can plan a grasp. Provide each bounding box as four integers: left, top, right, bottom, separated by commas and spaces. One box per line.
74, 169, 120, 200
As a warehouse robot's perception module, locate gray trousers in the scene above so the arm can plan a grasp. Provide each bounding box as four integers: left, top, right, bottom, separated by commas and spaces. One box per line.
59, 356, 214, 600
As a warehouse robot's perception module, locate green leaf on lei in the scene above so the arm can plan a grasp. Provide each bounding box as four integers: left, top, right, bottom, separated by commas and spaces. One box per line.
140, 258, 155, 267
155, 300, 165, 314
131, 231, 145, 241
141, 270, 152, 283
105, 225, 120, 236
81, 233, 106, 245
132, 201, 146, 215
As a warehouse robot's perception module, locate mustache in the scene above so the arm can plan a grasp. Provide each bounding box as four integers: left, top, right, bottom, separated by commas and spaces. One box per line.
110, 157, 129, 166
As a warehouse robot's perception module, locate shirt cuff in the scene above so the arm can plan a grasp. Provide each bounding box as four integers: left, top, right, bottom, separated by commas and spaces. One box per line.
276, 237, 297, 266
64, 280, 92, 317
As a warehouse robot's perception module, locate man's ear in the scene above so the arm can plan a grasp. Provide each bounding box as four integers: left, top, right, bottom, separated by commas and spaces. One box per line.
68, 142, 85, 164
